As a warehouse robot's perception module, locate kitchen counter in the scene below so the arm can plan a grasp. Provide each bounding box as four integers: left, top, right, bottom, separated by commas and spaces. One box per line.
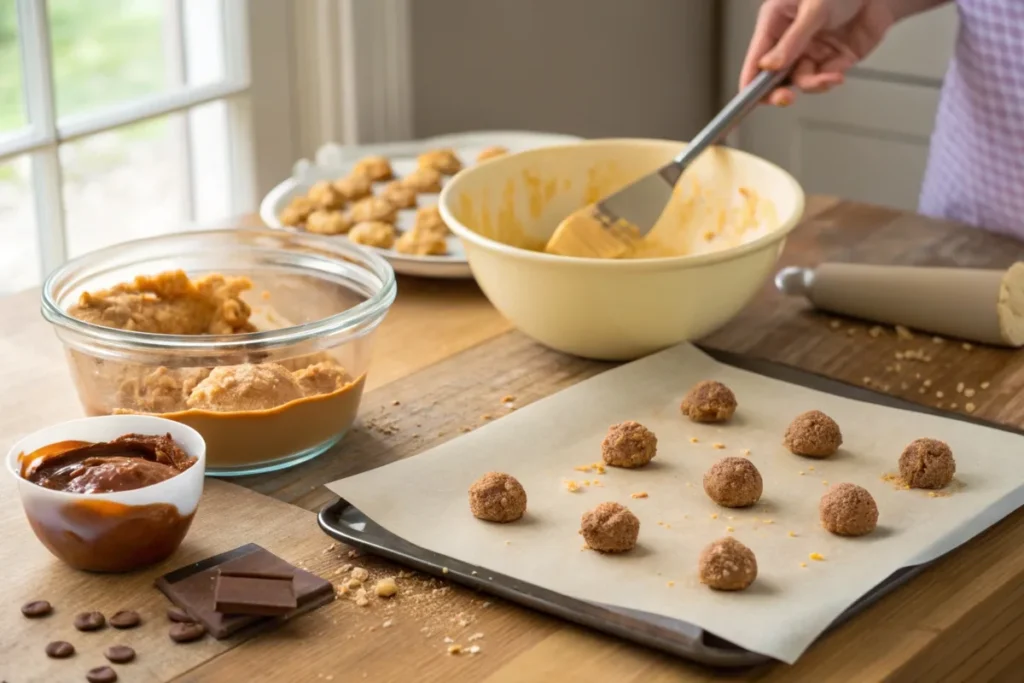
2, 196, 1023, 682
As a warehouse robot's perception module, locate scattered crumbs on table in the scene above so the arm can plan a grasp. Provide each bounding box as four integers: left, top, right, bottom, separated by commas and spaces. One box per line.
900, 382, 909, 390
712, 442, 726, 449
809, 552, 825, 561
928, 492, 938, 498
847, 328, 856, 337
950, 402, 958, 409
822, 480, 829, 486
863, 376, 871, 385
966, 402, 977, 413
963, 342, 973, 351
742, 448, 751, 456
964, 388, 976, 397
468, 632, 484, 642
830, 320, 842, 330
727, 515, 735, 520
467, 645, 481, 655
918, 387, 926, 394
980, 381, 991, 389
391, 400, 400, 406
460, 426, 472, 433
630, 492, 649, 499
685, 481, 693, 488
936, 390, 945, 399
480, 414, 493, 421
504, 540, 511, 545
564, 479, 581, 493
956, 382, 964, 394
932, 335, 944, 344
763, 519, 774, 525
689, 436, 700, 444
798, 471, 805, 476
895, 324, 913, 340
447, 644, 463, 655
869, 325, 882, 337
501, 395, 515, 403
808, 466, 815, 472
442, 567, 449, 574
800, 562, 808, 568
726, 526, 734, 532
787, 531, 797, 538
382, 619, 393, 628
895, 351, 904, 360
710, 513, 718, 520
667, 581, 676, 587
923, 379, 933, 388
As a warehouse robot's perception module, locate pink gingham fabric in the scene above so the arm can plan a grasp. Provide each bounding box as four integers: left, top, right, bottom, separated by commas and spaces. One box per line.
918, 0, 1024, 239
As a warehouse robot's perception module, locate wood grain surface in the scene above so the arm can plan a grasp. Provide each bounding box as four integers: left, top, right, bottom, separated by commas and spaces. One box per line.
2, 197, 1024, 682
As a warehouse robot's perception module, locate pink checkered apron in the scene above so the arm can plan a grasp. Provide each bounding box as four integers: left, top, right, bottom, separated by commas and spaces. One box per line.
918, 0, 1024, 239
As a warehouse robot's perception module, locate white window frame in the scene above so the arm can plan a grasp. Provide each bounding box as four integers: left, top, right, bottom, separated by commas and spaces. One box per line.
1, 0, 298, 282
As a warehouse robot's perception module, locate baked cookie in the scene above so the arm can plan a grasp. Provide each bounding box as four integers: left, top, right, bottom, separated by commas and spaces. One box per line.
899, 438, 956, 489
579, 502, 639, 553
352, 155, 394, 182
698, 537, 757, 591
703, 457, 763, 508
395, 227, 447, 256
819, 483, 878, 536
279, 196, 316, 227
476, 146, 509, 163
307, 180, 346, 211
333, 174, 373, 202
600, 421, 657, 468
305, 210, 353, 235
349, 221, 396, 249
784, 410, 843, 457
680, 380, 737, 423
380, 181, 418, 209
413, 205, 449, 237
401, 167, 443, 193
418, 148, 463, 175
349, 196, 398, 224
469, 472, 527, 522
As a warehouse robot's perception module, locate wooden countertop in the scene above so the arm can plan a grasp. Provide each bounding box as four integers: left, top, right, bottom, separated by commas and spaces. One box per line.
2, 197, 1024, 682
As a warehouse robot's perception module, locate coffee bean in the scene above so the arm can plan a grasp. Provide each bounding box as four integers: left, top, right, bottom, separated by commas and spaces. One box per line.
44, 641, 75, 658
169, 621, 206, 643
104, 645, 136, 664
21, 600, 52, 618
109, 610, 141, 629
74, 611, 106, 632
167, 606, 195, 623
86, 665, 118, 683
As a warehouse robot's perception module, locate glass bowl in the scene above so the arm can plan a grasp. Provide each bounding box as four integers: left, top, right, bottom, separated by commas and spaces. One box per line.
41, 229, 397, 476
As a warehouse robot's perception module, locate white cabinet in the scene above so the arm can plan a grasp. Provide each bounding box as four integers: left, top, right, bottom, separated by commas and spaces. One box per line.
722, 2, 958, 211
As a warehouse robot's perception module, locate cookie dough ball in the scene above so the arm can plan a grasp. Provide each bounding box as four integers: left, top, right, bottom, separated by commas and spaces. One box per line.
476, 146, 509, 163
307, 180, 346, 210
703, 457, 763, 508
680, 380, 737, 423
401, 167, 443, 193
600, 421, 657, 468
899, 438, 956, 489
279, 196, 316, 227
380, 180, 418, 209
333, 174, 373, 202
819, 483, 878, 536
579, 502, 640, 553
784, 410, 843, 457
698, 537, 757, 591
305, 210, 353, 235
187, 363, 304, 412
418, 148, 463, 175
352, 155, 393, 182
396, 228, 447, 256
468, 472, 527, 523
349, 221, 396, 249
349, 196, 398, 224
413, 205, 449, 237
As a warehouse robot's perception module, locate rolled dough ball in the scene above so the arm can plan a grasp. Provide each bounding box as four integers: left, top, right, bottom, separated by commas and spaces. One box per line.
307, 180, 346, 211
333, 174, 373, 202
418, 148, 463, 175
395, 228, 447, 256
414, 205, 449, 237
349, 221, 396, 249
380, 181, 418, 210
899, 438, 956, 489
680, 380, 737, 423
352, 155, 394, 182
468, 472, 527, 523
579, 502, 640, 553
703, 457, 763, 508
600, 421, 657, 468
698, 536, 757, 591
819, 483, 878, 536
784, 410, 843, 457
305, 210, 352, 236
349, 196, 398, 224
401, 167, 443, 193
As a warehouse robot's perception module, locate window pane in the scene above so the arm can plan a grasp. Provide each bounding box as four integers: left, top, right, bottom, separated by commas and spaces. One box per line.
62, 117, 188, 258
0, 157, 42, 294
48, 0, 168, 117
188, 100, 232, 223
182, 0, 226, 87
0, 1, 26, 133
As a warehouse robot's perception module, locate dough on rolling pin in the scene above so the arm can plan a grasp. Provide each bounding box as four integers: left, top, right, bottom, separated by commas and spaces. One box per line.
998, 263, 1024, 346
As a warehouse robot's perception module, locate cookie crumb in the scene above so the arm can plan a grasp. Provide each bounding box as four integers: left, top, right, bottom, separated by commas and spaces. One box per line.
374, 578, 398, 597
956, 382, 964, 393
981, 381, 991, 389
863, 376, 871, 385
501, 395, 515, 403
630, 492, 649, 499
966, 402, 976, 413
712, 442, 726, 449
742, 448, 751, 456
932, 336, 944, 344
800, 562, 808, 568
895, 325, 913, 340
726, 526, 734, 532
869, 326, 882, 338
787, 531, 797, 537
447, 644, 463, 655
928, 491, 938, 498
936, 390, 944, 399
689, 437, 699, 444
351, 567, 369, 582
847, 328, 856, 337
830, 320, 841, 330
468, 633, 484, 642
382, 619, 393, 628
565, 479, 581, 492
964, 388, 975, 397
962, 342, 973, 351
710, 513, 718, 519
442, 567, 449, 574
798, 471, 805, 476
809, 552, 825, 561
763, 519, 774, 525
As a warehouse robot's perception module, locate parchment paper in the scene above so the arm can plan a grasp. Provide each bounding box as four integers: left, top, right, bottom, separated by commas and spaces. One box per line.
327, 344, 1024, 663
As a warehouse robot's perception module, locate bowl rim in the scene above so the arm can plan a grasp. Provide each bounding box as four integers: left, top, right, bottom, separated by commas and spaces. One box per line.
6, 414, 206, 503
40, 228, 398, 352
437, 137, 806, 271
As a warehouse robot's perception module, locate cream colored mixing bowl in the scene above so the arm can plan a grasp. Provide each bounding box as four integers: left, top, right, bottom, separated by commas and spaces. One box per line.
438, 138, 805, 361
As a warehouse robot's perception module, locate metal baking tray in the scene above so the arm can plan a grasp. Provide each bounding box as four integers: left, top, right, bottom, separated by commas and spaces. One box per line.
318, 346, 1023, 668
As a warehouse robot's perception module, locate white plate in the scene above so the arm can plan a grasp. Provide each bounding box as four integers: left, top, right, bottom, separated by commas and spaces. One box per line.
260, 131, 583, 279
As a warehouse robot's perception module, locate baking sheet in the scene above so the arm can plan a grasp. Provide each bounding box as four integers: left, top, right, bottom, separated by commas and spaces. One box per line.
326, 344, 1024, 663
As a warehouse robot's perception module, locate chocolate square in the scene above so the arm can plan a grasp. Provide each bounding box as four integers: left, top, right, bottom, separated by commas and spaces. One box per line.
214, 574, 297, 616
155, 543, 334, 639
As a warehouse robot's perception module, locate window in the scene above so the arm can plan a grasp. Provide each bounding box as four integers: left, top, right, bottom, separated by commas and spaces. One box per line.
0, 0, 293, 294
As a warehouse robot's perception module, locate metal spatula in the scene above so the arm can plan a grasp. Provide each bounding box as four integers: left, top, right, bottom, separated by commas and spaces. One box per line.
544, 70, 791, 259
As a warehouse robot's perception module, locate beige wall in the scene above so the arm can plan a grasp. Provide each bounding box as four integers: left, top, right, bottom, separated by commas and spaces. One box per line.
410, 0, 717, 141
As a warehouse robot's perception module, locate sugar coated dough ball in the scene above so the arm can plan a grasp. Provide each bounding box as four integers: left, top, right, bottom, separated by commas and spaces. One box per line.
476, 146, 509, 163
352, 155, 393, 182
333, 174, 373, 202
579, 502, 639, 553
307, 180, 346, 210
819, 483, 878, 536
380, 181, 417, 209
349, 221, 396, 249
784, 409, 843, 457
600, 421, 657, 468
395, 228, 447, 256
401, 167, 443, 193
703, 457, 763, 508
418, 149, 463, 175
414, 205, 449, 237
698, 537, 757, 591
680, 380, 737, 423
899, 438, 956, 489
469, 472, 527, 523
305, 210, 352, 235
349, 196, 398, 224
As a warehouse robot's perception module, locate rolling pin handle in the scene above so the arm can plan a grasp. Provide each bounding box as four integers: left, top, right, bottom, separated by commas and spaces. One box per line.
775, 266, 815, 297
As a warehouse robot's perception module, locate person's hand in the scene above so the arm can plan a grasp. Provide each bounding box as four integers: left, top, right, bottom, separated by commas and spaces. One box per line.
741, 0, 896, 105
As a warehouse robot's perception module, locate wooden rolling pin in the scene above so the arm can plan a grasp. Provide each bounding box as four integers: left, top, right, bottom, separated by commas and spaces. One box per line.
775, 262, 1024, 348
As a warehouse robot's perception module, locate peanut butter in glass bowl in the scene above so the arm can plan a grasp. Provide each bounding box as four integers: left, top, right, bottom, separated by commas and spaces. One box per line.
41, 229, 396, 476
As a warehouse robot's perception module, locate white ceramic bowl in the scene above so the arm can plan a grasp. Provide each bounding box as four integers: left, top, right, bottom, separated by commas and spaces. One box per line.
438, 138, 805, 361
6, 415, 206, 572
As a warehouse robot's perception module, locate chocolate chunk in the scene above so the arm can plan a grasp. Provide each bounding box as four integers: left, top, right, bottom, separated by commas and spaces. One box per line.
214, 574, 297, 616
109, 610, 141, 629
167, 606, 195, 623
44, 640, 75, 658
74, 611, 106, 632
86, 666, 118, 683
155, 543, 334, 639
104, 645, 136, 663
21, 600, 53, 618
169, 621, 206, 643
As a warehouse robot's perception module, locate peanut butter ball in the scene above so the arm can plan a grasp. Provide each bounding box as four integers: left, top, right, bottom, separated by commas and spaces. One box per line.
899, 438, 956, 489
468, 472, 527, 523
600, 421, 657, 468
784, 410, 843, 457
680, 380, 737, 423
579, 502, 639, 553
703, 457, 762, 508
698, 536, 757, 591
819, 483, 878, 536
